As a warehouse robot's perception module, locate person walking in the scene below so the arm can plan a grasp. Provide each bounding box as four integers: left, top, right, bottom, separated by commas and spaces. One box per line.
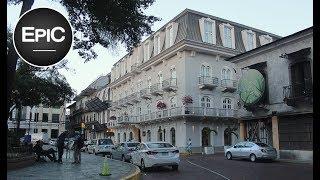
56, 131, 68, 164
72, 133, 84, 164
186, 138, 192, 155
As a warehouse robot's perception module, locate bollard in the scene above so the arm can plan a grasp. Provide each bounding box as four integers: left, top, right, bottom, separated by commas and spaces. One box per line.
99, 156, 111, 176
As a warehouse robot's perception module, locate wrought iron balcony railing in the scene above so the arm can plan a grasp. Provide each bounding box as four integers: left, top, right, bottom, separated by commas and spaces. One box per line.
198, 76, 219, 90
162, 78, 178, 91
283, 80, 312, 104
150, 83, 164, 96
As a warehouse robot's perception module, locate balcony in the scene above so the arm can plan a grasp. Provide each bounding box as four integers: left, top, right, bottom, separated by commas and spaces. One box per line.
221, 79, 237, 92
130, 92, 141, 103
162, 78, 178, 92
136, 106, 236, 123
140, 88, 152, 99
118, 115, 138, 124
283, 80, 313, 106
198, 76, 219, 90
131, 63, 141, 74
150, 83, 164, 96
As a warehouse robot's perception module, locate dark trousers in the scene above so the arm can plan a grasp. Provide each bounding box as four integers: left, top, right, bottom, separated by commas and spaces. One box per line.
57, 146, 64, 162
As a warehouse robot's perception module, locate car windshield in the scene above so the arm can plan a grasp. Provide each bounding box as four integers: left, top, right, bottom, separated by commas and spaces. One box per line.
255, 142, 269, 147
99, 139, 113, 145
127, 143, 139, 147
147, 143, 173, 148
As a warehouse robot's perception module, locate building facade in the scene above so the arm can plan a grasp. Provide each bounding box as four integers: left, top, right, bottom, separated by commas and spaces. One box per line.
107, 9, 280, 153
229, 27, 313, 161
68, 74, 113, 140
8, 105, 66, 138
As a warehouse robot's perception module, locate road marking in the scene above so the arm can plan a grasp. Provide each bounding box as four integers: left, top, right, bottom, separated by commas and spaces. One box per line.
187, 160, 231, 180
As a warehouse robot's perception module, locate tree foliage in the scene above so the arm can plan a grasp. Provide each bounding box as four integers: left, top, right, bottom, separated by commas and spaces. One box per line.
11, 60, 75, 108
8, 0, 160, 61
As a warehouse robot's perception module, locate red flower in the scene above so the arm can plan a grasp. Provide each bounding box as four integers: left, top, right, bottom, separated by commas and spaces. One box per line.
156, 101, 167, 110
182, 95, 193, 105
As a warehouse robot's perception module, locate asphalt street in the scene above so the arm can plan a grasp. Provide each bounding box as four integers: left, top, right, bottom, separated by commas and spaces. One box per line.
141, 153, 313, 180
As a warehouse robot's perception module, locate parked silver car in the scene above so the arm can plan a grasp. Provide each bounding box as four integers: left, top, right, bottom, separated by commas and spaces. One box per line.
110, 142, 140, 162
225, 141, 277, 162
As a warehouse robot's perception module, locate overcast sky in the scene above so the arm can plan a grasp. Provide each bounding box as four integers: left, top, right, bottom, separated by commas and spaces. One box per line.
7, 0, 313, 95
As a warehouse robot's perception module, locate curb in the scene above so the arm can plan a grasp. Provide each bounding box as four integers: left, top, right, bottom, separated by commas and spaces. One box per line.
122, 164, 141, 180
276, 159, 313, 164
107, 158, 140, 180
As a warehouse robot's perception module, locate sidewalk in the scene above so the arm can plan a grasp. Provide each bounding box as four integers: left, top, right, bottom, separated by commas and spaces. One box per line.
7, 152, 140, 180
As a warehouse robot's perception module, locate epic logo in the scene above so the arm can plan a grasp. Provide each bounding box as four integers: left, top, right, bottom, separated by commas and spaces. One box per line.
13, 8, 73, 67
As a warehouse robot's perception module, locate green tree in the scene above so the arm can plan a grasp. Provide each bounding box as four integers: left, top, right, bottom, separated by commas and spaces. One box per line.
7, 0, 159, 118
10, 60, 75, 136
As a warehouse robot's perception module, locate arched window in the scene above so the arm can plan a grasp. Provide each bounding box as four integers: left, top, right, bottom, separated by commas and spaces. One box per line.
170, 97, 177, 108
129, 132, 133, 141
170, 128, 176, 146
222, 67, 232, 80
123, 132, 126, 142
222, 98, 232, 109
170, 67, 176, 79
158, 72, 163, 87
201, 65, 210, 76
201, 96, 211, 107
147, 130, 151, 141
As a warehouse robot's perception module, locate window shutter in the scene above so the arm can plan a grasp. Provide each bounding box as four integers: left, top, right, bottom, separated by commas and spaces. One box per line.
171, 22, 179, 45
165, 26, 170, 49
241, 30, 248, 51
153, 34, 159, 55
231, 26, 235, 49
138, 45, 144, 63
199, 18, 205, 42
219, 23, 225, 46
148, 40, 153, 59
159, 31, 165, 52
211, 20, 216, 44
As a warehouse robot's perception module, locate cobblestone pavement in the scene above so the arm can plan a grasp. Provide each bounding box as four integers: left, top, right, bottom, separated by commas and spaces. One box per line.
7, 149, 138, 180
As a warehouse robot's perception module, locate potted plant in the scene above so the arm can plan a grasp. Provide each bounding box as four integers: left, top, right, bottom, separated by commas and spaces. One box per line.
182, 95, 193, 114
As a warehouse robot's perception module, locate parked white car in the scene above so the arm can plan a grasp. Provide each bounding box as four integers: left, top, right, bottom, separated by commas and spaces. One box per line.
129, 142, 180, 171
225, 141, 277, 162
87, 139, 114, 156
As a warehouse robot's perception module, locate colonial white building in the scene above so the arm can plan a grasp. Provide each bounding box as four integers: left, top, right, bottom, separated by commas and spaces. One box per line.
8, 105, 66, 138
107, 9, 280, 153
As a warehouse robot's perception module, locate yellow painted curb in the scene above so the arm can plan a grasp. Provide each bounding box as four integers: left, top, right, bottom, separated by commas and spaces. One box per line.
121, 164, 141, 180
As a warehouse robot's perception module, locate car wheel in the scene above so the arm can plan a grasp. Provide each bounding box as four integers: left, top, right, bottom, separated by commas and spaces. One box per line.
122, 155, 126, 162
250, 154, 256, 162
141, 159, 147, 171
172, 165, 178, 171
226, 152, 232, 160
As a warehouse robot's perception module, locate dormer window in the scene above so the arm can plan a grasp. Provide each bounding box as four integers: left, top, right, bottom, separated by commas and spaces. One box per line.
224, 26, 232, 48
219, 23, 235, 49
241, 30, 257, 51
199, 18, 216, 44
259, 35, 273, 46
165, 22, 179, 49
144, 41, 150, 61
